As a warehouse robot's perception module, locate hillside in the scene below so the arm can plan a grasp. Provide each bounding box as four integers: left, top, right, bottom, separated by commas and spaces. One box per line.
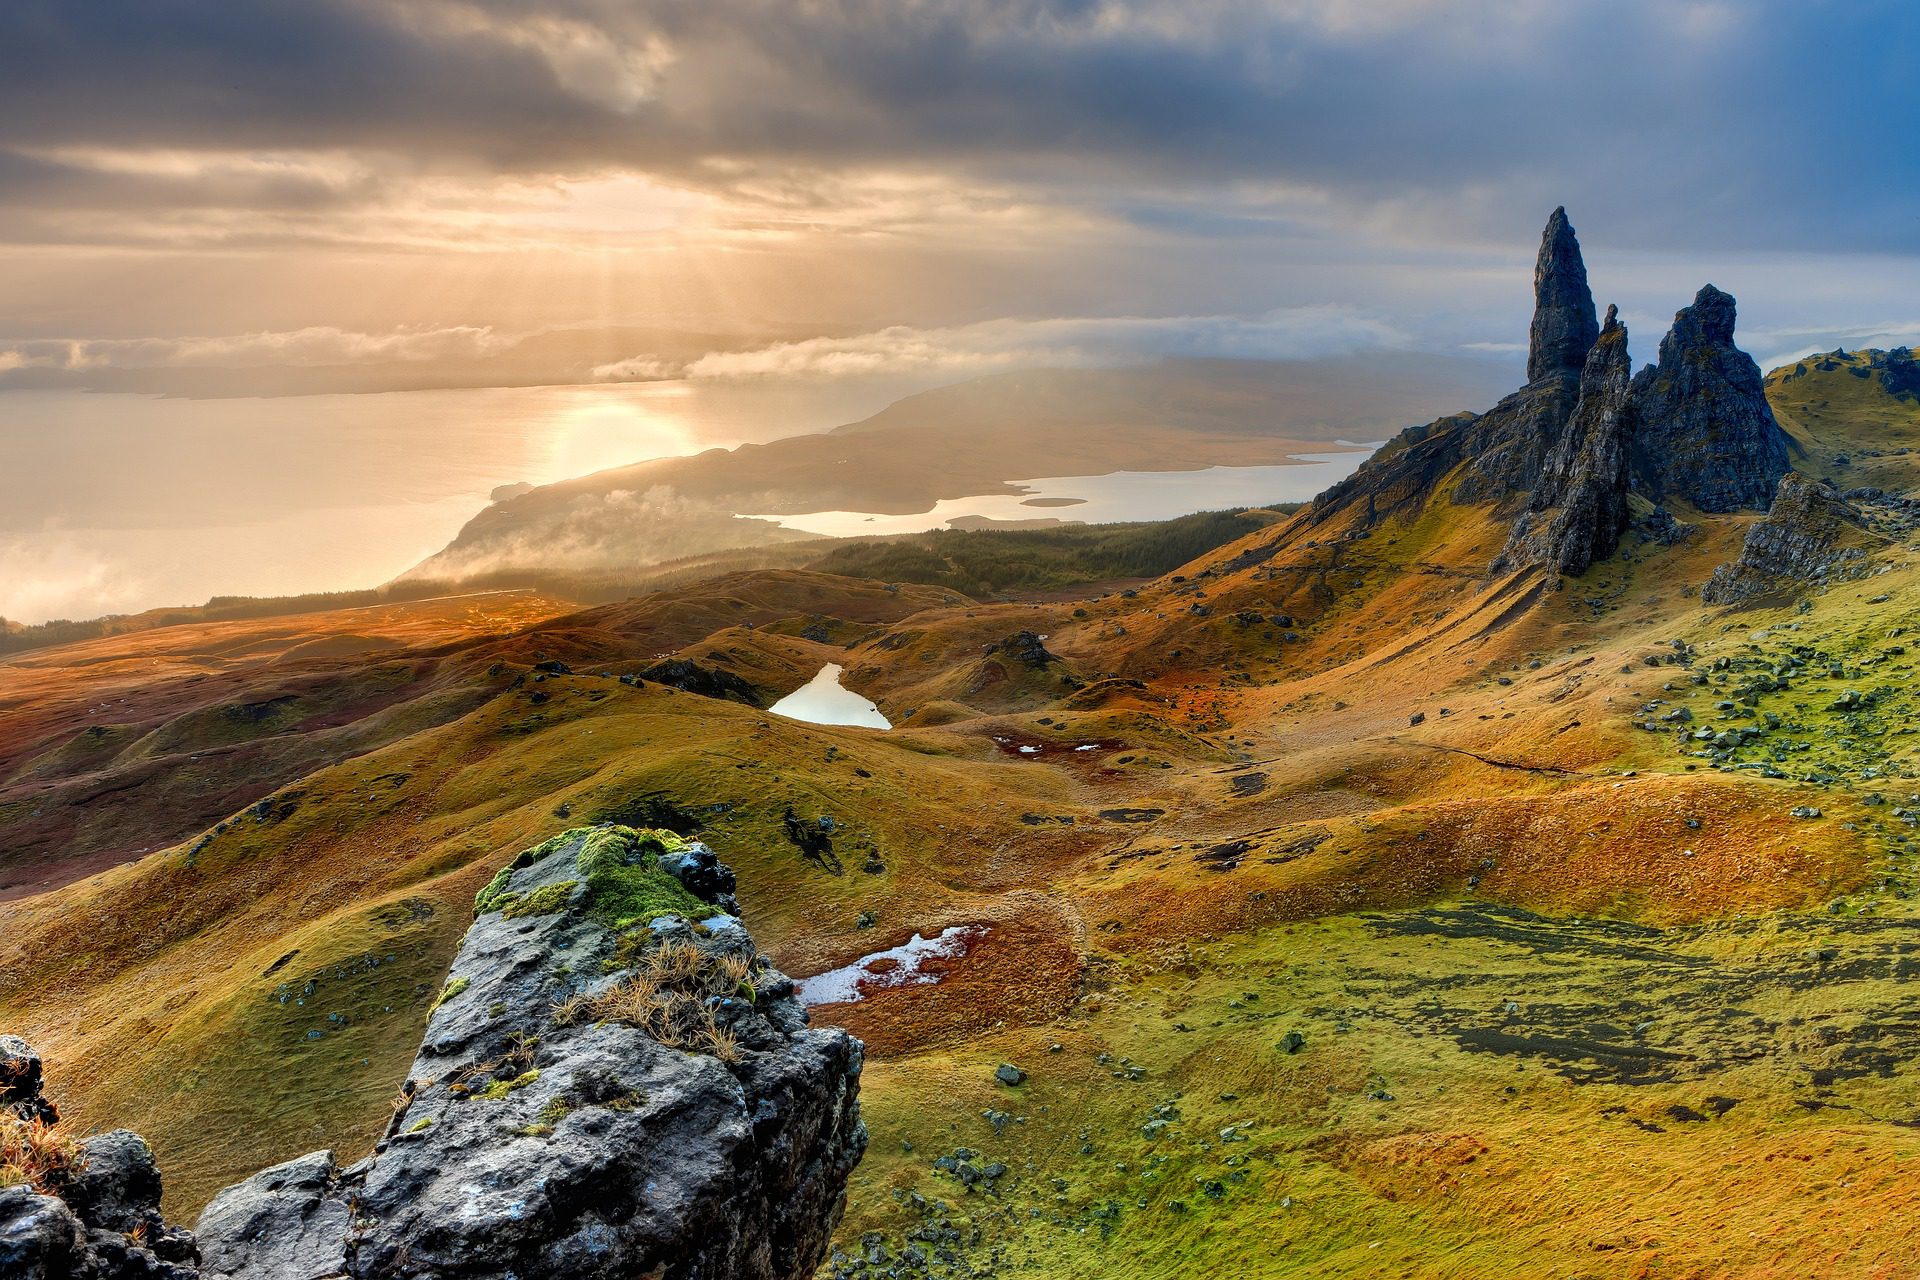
6, 212, 1920, 1277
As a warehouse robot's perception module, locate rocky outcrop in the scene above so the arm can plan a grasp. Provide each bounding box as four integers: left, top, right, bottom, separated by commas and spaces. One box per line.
1500, 308, 1636, 574
1528, 206, 1602, 383
2, 1035, 57, 1126
3, 827, 865, 1280
634, 658, 763, 706
1702, 473, 1881, 603
1879, 347, 1920, 398
1308, 210, 1810, 583
991, 631, 1059, 668
0, 1039, 200, 1278
1628, 285, 1790, 512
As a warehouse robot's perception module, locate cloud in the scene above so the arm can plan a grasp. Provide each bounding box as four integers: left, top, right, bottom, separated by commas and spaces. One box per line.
0, 534, 141, 624
591, 355, 680, 380
1, 1, 1918, 257
1737, 320, 1920, 374
601, 308, 1405, 381
1, 325, 511, 371
407, 484, 803, 580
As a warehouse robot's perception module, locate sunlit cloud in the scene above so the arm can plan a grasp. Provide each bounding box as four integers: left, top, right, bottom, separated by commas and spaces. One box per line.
0, 534, 140, 625
647, 308, 1405, 380
0, 0, 1916, 387
397, 2, 678, 113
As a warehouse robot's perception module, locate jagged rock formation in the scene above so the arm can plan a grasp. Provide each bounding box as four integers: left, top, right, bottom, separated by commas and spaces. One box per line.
2, 828, 865, 1280
1310, 208, 1598, 527
1501, 308, 1636, 574
0, 1038, 200, 1278
1628, 285, 1790, 512
1313, 208, 1800, 581
1528, 207, 1602, 383
1702, 473, 1881, 603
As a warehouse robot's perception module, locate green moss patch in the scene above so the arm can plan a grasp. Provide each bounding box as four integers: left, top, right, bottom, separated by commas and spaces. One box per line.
477, 1069, 540, 1101
429, 976, 468, 1013
577, 827, 716, 929
475, 826, 713, 927
517, 1096, 572, 1137
500, 880, 579, 920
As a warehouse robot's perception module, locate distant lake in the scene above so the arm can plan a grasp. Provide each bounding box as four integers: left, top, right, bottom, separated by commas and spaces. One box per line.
748, 449, 1377, 539
0, 381, 901, 623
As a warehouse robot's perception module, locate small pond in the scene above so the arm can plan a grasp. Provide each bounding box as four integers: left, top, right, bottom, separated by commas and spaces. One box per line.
796, 925, 988, 1006
769, 663, 891, 729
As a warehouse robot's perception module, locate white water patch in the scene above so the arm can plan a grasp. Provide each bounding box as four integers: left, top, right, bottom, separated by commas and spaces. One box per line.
742, 452, 1379, 539
769, 663, 891, 729
797, 926, 987, 1006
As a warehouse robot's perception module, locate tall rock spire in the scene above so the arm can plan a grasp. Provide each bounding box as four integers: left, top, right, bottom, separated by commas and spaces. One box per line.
1501, 305, 1634, 575
1627, 284, 1789, 512
1527, 207, 1601, 383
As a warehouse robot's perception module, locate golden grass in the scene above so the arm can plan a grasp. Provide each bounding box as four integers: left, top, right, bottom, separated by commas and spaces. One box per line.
0, 1115, 85, 1194
553, 940, 754, 1063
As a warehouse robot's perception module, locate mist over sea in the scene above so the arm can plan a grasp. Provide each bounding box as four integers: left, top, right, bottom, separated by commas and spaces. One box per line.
0, 380, 909, 623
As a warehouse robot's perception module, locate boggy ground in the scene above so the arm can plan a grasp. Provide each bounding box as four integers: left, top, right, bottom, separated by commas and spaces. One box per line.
3, 364, 1920, 1275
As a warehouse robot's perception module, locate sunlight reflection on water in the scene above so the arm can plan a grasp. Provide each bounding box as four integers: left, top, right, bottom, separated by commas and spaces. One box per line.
745, 450, 1376, 538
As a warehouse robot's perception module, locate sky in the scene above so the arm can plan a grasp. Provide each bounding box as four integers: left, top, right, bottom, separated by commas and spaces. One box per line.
4, 0, 1920, 392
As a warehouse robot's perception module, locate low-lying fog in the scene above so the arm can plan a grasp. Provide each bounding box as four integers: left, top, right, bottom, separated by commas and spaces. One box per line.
0, 379, 895, 623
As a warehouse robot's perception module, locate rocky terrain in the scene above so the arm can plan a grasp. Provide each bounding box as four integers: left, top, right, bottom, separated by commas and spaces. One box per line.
3, 829, 864, 1280
1702, 472, 1881, 602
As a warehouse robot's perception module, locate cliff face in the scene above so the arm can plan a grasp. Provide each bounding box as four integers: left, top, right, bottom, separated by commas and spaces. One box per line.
2, 828, 865, 1280
1628, 285, 1791, 512
1501, 307, 1636, 574
1315, 208, 1801, 582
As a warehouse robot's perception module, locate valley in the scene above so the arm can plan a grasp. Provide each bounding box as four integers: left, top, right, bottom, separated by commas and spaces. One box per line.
7, 214, 1920, 1277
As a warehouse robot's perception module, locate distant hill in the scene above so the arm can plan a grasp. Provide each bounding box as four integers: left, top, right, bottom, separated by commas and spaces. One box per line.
406, 354, 1513, 582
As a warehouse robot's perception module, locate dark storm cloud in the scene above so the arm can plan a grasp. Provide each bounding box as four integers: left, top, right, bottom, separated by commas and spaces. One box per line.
0, 0, 1917, 252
